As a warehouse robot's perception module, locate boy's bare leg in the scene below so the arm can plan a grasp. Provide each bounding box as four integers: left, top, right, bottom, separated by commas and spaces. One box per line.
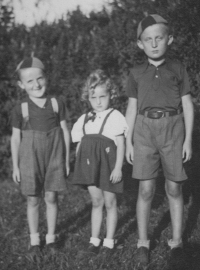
137, 179, 156, 241
27, 195, 41, 258
45, 191, 58, 236
26, 196, 41, 261
165, 179, 183, 243
27, 196, 40, 235
104, 191, 117, 240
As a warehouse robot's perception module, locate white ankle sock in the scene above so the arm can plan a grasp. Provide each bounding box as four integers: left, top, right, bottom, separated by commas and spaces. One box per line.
168, 239, 183, 249
137, 239, 150, 249
89, 237, 101, 247
30, 233, 40, 246
103, 238, 114, 249
46, 234, 56, 244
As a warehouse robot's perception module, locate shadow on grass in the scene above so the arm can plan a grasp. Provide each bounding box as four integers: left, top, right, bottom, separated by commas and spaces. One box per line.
183, 117, 200, 242
56, 203, 91, 248
115, 163, 138, 245
185, 242, 200, 270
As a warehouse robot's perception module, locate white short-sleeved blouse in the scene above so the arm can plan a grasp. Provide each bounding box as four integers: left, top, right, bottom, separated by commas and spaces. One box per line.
71, 108, 128, 145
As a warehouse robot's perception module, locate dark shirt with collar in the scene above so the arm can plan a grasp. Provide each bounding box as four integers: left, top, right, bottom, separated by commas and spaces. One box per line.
11, 96, 67, 131
126, 59, 191, 112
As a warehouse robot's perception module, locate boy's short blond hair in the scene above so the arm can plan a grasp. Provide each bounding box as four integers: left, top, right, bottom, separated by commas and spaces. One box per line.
81, 69, 118, 101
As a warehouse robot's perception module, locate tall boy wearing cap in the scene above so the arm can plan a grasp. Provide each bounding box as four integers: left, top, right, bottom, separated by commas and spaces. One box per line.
11, 57, 70, 261
125, 15, 193, 268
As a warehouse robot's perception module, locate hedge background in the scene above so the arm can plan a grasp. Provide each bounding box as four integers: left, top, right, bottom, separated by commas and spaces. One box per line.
0, 0, 200, 178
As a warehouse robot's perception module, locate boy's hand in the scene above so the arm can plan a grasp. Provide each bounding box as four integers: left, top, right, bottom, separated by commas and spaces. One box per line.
125, 143, 134, 165
12, 168, 20, 184
110, 168, 122, 184
182, 140, 192, 163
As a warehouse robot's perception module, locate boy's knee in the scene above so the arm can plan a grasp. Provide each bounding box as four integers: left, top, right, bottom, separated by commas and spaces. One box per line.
27, 196, 40, 207
45, 192, 57, 204
165, 182, 182, 198
139, 186, 155, 202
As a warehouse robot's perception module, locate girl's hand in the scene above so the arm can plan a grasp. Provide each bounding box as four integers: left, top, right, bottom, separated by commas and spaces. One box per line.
66, 162, 70, 176
110, 168, 122, 184
12, 168, 20, 184
76, 142, 81, 156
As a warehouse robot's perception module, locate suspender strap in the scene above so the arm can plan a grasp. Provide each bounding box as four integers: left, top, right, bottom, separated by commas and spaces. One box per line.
51, 97, 58, 113
83, 109, 114, 135
21, 102, 29, 119
99, 109, 114, 134
21, 98, 58, 117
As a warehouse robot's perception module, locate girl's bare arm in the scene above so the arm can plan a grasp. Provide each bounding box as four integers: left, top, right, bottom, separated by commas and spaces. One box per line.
110, 135, 125, 184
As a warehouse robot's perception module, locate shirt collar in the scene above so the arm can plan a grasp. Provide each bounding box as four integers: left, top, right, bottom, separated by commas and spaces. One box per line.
147, 59, 167, 68
90, 108, 112, 117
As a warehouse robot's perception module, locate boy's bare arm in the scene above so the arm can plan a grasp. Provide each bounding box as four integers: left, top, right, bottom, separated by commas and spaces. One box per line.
125, 98, 138, 164
60, 120, 71, 176
110, 135, 125, 183
182, 94, 194, 162
11, 127, 21, 184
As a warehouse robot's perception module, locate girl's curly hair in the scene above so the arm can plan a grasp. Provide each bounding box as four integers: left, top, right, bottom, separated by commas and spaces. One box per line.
81, 69, 118, 101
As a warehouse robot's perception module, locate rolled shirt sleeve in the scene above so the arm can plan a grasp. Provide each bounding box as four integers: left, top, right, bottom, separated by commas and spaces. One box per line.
126, 70, 138, 99
105, 110, 129, 138
180, 65, 191, 97
71, 114, 85, 142
11, 103, 22, 129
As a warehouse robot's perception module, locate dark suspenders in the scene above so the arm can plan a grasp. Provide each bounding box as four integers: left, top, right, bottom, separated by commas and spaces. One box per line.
83, 109, 114, 135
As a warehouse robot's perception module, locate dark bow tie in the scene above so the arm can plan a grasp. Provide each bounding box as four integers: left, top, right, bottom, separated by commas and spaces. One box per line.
86, 111, 96, 123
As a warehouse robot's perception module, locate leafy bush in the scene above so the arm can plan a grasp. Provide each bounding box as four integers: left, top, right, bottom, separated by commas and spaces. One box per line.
0, 0, 200, 180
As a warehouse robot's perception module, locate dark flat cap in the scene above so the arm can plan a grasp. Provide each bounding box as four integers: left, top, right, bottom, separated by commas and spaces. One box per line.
16, 57, 44, 71
137, 14, 168, 39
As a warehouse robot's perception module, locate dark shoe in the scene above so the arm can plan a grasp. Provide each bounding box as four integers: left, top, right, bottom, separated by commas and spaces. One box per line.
25, 245, 41, 263
88, 243, 100, 255
100, 245, 115, 256
134, 247, 149, 270
168, 247, 189, 270
44, 242, 58, 256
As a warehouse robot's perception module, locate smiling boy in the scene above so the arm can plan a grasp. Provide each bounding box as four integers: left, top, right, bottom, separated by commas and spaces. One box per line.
11, 57, 70, 261
125, 15, 194, 269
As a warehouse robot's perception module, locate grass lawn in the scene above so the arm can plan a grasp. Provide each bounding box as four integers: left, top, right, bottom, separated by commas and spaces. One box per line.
1, 160, 200, 270
1, 112, 200, 270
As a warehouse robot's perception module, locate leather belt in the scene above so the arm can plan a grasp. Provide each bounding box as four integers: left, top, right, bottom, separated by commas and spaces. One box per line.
138, 108, 183, 119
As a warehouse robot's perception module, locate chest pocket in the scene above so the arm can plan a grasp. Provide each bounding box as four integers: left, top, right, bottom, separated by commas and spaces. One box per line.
163, 71, 180, 89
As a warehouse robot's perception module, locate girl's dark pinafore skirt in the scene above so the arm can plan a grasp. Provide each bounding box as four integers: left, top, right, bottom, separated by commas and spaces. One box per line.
73, 110, 123, 193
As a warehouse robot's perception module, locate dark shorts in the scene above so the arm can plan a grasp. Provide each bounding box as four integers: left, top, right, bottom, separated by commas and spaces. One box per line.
19, 127, 66, 196
132, 114, 187, 182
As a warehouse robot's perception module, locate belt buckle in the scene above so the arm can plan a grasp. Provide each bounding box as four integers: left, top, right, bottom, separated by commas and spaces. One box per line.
156, 111, 165, 118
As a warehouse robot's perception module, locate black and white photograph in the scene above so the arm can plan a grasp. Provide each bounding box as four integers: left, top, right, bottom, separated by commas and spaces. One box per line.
0, 0, 200, 269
